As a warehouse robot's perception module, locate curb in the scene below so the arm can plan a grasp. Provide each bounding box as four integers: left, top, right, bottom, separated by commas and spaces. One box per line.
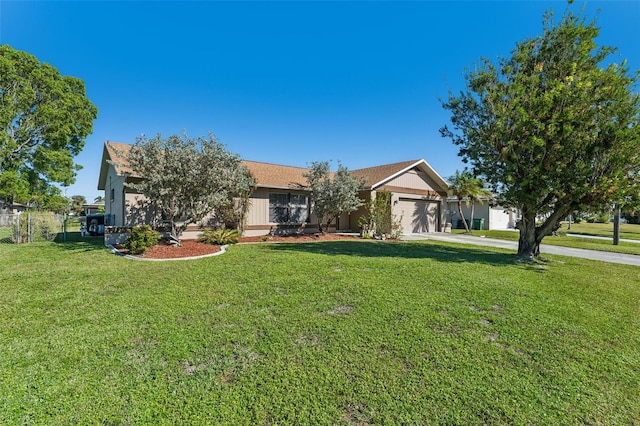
106, 244, 229, 261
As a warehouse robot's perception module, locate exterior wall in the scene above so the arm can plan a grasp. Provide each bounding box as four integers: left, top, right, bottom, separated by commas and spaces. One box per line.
243, 188, 326, 236
383, 169, 439, 193
348, 169, 446, 235
489, 206, 516, 230
103, 162, 448, 237
448, 202, 489, 230
447, 201, 517, 230
384, 168, 445, 234
349, 190, 372, 231
104, 165, 128, 227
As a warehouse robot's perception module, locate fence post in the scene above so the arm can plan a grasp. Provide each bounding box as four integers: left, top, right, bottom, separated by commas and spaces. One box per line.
15, 214, 20, 244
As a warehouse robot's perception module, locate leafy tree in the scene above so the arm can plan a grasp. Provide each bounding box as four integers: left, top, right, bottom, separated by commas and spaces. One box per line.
0, 45, 98, 207
124, 133, 255, 241
303, 161, 365, 233
71, 195, 86, 216
440, 8, 640, 258
24, 188, 69, 213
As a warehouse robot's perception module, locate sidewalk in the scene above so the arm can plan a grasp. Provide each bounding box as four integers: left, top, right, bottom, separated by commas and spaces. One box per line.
566, 233, 640, 244
401, 233, 640, 266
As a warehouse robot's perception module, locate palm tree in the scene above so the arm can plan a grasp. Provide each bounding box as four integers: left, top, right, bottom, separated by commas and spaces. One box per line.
448, 170, 474, 232
448, 171, 492, 233
468, 180, 493, 231
94, 195, 105, 203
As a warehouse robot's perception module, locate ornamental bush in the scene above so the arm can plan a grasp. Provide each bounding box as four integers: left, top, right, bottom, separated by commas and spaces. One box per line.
125, 225, 160, 254
199, 228, 240, 245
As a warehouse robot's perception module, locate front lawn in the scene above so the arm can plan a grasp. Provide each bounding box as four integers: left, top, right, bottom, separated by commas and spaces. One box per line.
1, 236, 638, 424
564, 221, 640, 240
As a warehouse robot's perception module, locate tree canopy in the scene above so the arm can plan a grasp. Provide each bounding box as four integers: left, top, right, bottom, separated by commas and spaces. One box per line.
71, 195, 87, 216
0, 45, 98, 207
124, 133, 255, 240
303, 161, 365, 233
440, 8, 640, 257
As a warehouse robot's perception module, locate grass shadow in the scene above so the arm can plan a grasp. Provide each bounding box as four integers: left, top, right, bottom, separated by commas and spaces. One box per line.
52, 231, 107, 252
263, 240, 520, 267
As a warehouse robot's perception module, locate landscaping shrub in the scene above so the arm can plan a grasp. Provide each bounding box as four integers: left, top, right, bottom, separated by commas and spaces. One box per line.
199, 228, 240, 245
125, 225, 160, 254
357, 190, 403, 239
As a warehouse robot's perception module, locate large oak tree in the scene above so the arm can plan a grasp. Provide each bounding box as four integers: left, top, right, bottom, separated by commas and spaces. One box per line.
440, 9, 640, 258
0, 45, 98, 207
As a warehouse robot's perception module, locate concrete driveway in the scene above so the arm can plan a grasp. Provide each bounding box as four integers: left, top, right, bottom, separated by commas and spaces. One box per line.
401, 233, 640, 266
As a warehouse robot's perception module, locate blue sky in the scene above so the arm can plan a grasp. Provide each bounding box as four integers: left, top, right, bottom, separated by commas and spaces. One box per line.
1, 1, 638, 202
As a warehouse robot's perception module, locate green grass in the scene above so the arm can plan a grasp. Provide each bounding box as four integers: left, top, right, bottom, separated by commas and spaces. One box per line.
564, 221, 640, 240
453, 223, 640, 256
1, 234, 639, 424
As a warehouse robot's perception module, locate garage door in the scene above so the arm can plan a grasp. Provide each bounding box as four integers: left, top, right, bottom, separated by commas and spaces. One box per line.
395, 199, 439, 234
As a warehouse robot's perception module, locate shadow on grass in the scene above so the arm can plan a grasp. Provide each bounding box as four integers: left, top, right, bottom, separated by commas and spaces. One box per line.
52, 231, 106, 252
264, 240, 522, 267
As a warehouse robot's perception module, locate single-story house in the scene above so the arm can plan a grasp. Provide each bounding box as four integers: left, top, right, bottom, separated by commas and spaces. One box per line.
98, 141, 449, 243
446, 196, 519, 230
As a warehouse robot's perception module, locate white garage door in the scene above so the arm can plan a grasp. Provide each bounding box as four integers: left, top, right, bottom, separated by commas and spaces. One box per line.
395, 199, 439, 234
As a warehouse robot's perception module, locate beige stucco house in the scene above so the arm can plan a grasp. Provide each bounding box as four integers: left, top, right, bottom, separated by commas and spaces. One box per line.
98, 141, 449, 242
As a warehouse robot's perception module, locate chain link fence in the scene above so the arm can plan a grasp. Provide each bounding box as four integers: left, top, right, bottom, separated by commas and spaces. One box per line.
0, 213, 66, 244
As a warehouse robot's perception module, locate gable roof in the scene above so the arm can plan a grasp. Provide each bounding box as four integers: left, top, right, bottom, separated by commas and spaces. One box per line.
98, 141, 448, 193
352, 159, 448, 192
98, 141, 137, 189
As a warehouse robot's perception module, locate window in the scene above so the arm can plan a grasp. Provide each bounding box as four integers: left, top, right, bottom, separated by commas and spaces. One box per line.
110, 188, 115, 202
269, 193, 309, 223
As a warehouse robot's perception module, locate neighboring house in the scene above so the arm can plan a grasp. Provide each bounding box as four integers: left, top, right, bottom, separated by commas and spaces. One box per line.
82, 201, 105, 216
98, 141, 449, 242
446, 196, 519, 230
0, 198, 28, 215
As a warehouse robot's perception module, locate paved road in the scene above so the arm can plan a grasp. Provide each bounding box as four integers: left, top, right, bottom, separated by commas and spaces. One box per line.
401, 233, 640, 266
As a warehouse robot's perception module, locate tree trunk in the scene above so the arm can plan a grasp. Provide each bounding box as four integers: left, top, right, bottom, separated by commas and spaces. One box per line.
457, 200, 470, 233
516, 213, 538, 258
517, 208, 568, 259
318, 217, 325, 234
470, 200, 476, 233
171, 220, 185, 245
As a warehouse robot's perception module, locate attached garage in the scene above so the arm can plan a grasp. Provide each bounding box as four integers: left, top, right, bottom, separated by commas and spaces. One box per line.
395, 198, 440, 234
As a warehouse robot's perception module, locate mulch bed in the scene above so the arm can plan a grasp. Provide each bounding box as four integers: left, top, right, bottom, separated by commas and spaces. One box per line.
114, 233, 362, 260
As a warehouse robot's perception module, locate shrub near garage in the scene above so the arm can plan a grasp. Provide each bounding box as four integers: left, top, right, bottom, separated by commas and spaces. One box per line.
125, 225, 160, 254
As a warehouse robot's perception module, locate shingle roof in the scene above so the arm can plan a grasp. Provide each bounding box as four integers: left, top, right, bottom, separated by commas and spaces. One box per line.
100, 141, 311, 189
352, 160, 422, 189
99, 142, 447, 192
243, 160, 309, 189
104, 141, 136, 176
